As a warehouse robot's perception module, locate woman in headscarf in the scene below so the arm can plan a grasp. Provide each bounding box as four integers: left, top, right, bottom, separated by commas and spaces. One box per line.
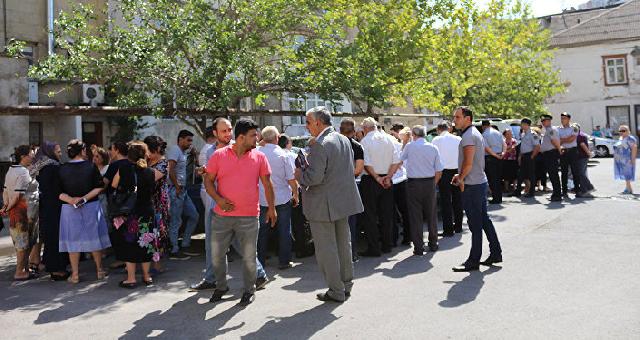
33, 141, 70, 280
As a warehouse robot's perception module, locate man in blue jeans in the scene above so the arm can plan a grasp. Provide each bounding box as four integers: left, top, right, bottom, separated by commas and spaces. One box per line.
451, 106, 502, 272
257, 126, 299, 270
189, 118, 270, 291
167, 130, 200, 260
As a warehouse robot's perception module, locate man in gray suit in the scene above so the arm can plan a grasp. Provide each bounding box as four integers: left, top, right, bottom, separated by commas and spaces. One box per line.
296, 106, 364, 303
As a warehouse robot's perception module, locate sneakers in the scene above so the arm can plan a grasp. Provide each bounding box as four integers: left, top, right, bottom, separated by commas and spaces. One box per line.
181, 246, 201, 257
239, 292, 255, 306
169, 251, 191, 261
255, 276, 269, 290
188, 279, 216, 292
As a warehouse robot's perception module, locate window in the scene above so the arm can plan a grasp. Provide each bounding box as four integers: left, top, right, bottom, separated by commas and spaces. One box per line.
602, 55, 628, 85
606, 106, 630, 136
29, 122, 42, 146
282, 93, 345, 125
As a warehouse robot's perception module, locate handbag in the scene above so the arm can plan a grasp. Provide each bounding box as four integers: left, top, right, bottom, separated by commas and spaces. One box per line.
108, 168, 138, 218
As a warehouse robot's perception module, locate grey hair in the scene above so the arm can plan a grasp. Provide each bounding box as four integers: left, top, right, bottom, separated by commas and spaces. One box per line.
437, 121, 450, 131
306, 106, 333, 126
362, 117, 378, 129
412, 125, 426, 137
261, 126, 279, 143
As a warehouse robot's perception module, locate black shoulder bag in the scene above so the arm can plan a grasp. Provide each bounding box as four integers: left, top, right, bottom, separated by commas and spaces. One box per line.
108, 169, 138, 218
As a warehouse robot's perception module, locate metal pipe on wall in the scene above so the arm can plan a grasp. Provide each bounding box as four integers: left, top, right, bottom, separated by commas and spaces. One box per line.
47, 0, 54, 55
3, 0, 7, 47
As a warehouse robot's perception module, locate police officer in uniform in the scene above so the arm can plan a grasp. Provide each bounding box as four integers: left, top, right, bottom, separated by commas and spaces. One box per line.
540, 114, 563, 201
513, 118, 540, 197
558, 112, 582, 197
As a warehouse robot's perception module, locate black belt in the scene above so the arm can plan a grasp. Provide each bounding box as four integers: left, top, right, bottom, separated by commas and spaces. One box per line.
407, 177, 434, 182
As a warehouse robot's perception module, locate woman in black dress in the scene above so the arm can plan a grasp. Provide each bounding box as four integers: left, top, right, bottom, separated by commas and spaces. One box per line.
33, 142, 70, 280
111, 141, 162, 288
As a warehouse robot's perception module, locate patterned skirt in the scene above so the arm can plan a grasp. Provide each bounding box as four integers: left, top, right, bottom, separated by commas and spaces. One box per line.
9, 198, 38, 251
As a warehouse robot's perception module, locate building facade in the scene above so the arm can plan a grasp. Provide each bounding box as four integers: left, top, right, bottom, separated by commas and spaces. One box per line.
543, 0, 640, 136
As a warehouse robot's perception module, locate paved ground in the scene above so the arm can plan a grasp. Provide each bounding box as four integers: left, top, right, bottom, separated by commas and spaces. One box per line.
1, 158, 638, 339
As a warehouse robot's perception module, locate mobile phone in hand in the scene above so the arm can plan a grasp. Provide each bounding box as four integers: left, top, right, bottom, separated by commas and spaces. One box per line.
73, 198, 87, 209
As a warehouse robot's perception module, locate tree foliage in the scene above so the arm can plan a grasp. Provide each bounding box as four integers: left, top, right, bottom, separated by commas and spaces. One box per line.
29, 0, 564, 133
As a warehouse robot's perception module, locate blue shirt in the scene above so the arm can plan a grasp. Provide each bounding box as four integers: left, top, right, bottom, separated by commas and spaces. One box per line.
482, 128, 504, 155
258, 143, 295, 206
400, 138, 444, 178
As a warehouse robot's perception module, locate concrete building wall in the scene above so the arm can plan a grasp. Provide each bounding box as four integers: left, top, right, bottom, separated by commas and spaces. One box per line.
546, 41, 640, 135
0, 57, 29, 161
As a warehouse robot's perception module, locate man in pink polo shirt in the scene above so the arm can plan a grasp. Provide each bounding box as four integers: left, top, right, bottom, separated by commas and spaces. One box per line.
204, 118, 277, 306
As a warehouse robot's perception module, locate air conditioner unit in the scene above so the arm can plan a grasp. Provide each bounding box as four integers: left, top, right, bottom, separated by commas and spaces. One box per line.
82, 84, 105, 107
28, 81, 39, 104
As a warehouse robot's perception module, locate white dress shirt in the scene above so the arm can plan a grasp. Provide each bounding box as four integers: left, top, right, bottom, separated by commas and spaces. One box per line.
361, 130, 400, 175
258, 143, 295, 206
391, 141, 407, 184
432, 131, 461, 170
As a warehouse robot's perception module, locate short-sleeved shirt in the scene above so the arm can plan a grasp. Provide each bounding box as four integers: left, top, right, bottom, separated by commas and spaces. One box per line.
432, 132, 461, 170
541, 126, 560, 152
206, 146, 271, 217
577, 133, 590, 158
558, 125, 578, 148
349, 138, 364, 162
258, 144, 295, 206
459, 126, 488, 185
400, 138, 444, 178
360, 130, 400, 175
59, 160, 104, 202
482, 128, 504, 155
2, 165, 31, 204
166, 145, 188, 187
104, 158, 130, 195
520, 130, 540, 154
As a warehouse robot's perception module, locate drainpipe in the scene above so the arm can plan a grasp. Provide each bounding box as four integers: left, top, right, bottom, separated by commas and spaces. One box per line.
3, 0, 7, 47
47, 0, 54, 55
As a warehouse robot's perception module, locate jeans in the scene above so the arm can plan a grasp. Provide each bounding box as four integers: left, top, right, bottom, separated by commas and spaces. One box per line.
210, 213, 260, 293
200, 188, 215, 282
461, 182, 502, 265
169, 186, 199, 253
257, 202, 293, 266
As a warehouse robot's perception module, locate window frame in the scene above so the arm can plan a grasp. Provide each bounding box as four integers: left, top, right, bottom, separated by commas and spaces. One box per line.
602, 54, 629, 86
606, 105, 631, 137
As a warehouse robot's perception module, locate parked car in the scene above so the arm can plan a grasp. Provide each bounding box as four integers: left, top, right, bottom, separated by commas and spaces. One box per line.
590, 136, 616, 157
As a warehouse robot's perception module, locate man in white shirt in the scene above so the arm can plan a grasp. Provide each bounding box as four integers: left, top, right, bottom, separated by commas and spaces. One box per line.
257, 126, 299, 270
389, 124, 411, 246
359, 117, 401, 257
431, 121, 463, 236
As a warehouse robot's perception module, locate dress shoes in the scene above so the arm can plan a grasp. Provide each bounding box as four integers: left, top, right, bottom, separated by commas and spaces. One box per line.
316, 293, 344, 303
452, 263, 480, 272
428, 244, 439, 252
480, 255, 503, 266
209, 288, 230, 303
413, 248, 424, 256
548, 195, 562, 202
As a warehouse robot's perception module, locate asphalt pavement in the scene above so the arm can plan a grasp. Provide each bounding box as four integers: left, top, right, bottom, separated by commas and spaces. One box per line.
0, 158, 638, 339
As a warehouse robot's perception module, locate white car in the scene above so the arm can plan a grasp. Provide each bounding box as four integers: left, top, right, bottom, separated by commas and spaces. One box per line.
590, 136, 616, 157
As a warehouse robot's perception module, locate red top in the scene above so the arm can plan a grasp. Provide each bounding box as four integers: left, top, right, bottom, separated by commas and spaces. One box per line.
504, 139, 517, 160
206, 146, 271, 217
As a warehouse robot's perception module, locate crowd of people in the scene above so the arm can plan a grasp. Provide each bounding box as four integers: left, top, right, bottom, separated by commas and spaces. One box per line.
1, 106, 637, 304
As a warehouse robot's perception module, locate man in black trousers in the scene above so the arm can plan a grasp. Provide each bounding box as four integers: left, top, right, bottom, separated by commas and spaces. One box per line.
481, 120, 505, 204
432, 121, 463, 236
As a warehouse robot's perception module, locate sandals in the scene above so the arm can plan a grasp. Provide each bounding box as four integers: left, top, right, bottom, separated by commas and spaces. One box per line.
143, 277, 154, 286
119, 280, 137, 289
97, 269, 109, 280
29, 263, 43, 274
14, 272, 36, 281
67, 275, 80, 284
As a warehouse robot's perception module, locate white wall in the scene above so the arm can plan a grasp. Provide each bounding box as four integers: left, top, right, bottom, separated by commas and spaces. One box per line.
0, 58, 29, 161
546, 41, 640, 135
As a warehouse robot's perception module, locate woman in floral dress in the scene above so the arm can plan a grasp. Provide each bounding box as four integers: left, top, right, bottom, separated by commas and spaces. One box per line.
144, 136, 170, 273
111, 141, 163, 288
613, 125, 638, 194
